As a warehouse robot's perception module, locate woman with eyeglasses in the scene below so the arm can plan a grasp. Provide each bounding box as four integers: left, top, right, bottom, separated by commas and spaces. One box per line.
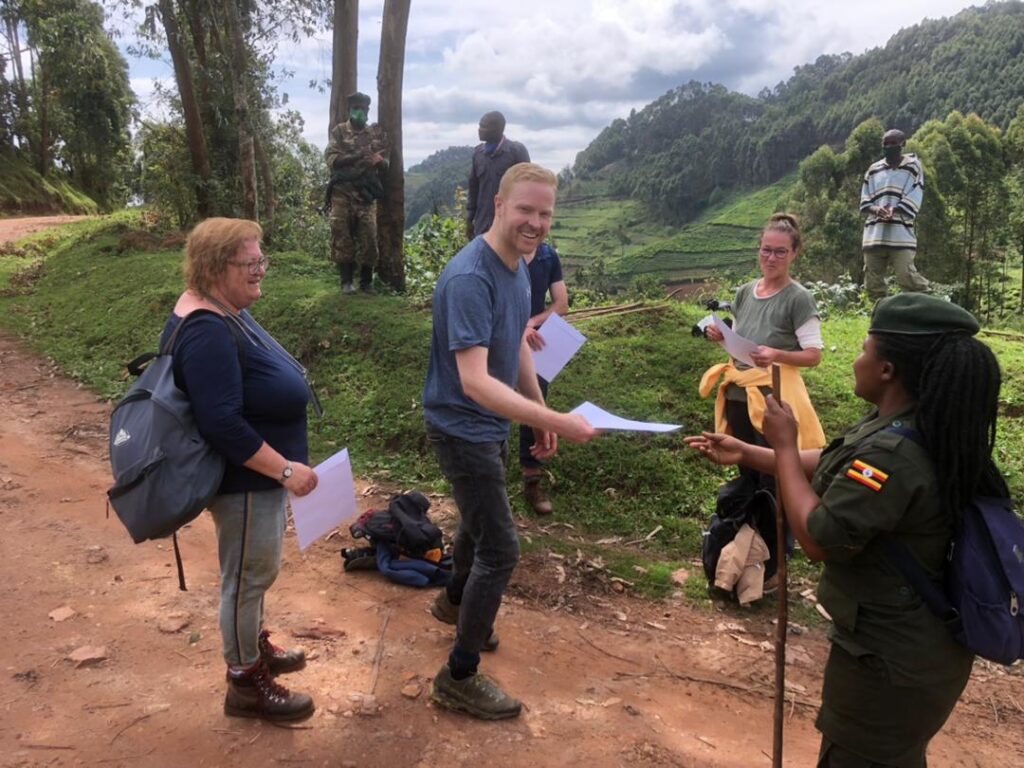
699, 214, 827, 581
161, 218, 319, 722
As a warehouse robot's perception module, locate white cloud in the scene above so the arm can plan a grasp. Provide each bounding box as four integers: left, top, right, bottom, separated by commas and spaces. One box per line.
120, 1, 985, 170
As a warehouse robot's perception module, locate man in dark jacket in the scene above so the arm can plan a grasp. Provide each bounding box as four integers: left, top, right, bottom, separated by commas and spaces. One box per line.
466, 111, 530, 239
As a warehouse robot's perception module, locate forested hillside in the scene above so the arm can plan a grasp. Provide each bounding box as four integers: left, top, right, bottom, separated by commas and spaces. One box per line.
0, 0, 134, 211
574, 1, 1024, 224
404, 145, 474, 227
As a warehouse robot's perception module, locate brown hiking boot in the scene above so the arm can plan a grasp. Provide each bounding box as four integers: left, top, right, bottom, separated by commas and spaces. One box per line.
224, 660, 314, 722
430, 591, 499, 652
431, 663, 522, 720
259, 630, 306, 675
523, 476, 553, 516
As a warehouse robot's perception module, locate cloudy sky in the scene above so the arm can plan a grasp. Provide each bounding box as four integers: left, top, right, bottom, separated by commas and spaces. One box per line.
119, 0, 984, 171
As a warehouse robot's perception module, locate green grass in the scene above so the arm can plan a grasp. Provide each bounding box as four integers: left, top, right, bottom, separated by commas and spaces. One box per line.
0, 149, 99, 215
2, 215, 1023, 610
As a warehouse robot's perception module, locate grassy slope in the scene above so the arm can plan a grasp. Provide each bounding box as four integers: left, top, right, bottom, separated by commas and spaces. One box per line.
0, 150, 99, 215
2, 215, 1022, 598
551, 176, 796, 283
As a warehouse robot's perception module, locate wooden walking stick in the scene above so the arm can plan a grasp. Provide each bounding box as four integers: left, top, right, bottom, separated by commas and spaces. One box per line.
771, 363, 788, 768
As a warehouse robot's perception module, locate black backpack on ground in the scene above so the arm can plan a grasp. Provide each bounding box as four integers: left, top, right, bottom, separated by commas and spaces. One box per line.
349, 491, 444, 563
702, 474, 779, 599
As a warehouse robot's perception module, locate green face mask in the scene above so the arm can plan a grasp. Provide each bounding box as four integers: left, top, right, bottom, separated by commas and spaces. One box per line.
350, 109, 367, 127
883, 144, 902, 163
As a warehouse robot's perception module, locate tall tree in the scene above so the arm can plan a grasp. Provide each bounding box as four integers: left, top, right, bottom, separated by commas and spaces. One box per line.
156, 0, 211, 218
8, 0, 135, 207
220, 0, 258, 220
329, 0, 357, 134
375, 0, 409, 291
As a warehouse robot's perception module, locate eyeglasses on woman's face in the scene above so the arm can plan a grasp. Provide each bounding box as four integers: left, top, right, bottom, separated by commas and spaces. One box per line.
758, 246, 791, 260
230, 256, 270, 275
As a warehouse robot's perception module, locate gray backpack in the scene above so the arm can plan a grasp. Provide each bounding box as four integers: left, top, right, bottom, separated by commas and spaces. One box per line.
107, 310, 243, 588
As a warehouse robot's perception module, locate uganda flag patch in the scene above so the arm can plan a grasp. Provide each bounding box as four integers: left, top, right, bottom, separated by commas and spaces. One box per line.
846, 459, 889, 491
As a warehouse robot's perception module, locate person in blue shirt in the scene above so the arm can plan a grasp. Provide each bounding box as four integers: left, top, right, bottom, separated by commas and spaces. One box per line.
161, 218, 319, 722
519, 241, 569, 515
423, 163, 597, 720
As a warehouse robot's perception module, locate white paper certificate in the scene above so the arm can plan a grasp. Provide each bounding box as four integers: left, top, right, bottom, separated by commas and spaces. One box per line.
713, 313, 762, 368
289, 448, 357, 551
570, 401, 681, 433
531, 314, 587, 383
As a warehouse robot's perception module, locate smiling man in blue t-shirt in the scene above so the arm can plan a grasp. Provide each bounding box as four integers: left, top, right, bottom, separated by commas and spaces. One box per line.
422, 162, 596, 720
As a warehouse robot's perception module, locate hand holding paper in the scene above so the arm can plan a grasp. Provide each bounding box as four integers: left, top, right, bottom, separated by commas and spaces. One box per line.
289, 448, 357, 551
713, 313, 762, 368
531, 314, 586, 382
570, 401, 681, 433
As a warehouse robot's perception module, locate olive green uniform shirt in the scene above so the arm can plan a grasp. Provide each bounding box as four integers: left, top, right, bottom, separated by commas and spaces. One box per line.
808, 406, 973, 687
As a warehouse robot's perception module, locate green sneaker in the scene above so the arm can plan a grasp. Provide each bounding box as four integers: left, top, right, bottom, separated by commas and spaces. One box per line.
431, 664, 522, 720
430, 591, 500, 651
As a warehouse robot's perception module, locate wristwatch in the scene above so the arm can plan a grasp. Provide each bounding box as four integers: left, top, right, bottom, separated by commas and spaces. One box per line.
280, 462, 294, 483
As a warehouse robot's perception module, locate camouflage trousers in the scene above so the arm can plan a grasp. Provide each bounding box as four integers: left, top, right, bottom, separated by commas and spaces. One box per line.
329, 195, 379, 268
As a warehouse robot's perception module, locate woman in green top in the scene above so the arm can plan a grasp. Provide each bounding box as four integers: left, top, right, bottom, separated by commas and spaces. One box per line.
704, 213, 826, 481
687, 293, 1007, 766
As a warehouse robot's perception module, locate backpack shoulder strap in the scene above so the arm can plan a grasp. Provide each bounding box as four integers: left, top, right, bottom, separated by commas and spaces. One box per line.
160, 309, 247, 370
876, 534, 961, 631
875, 424, 962, 630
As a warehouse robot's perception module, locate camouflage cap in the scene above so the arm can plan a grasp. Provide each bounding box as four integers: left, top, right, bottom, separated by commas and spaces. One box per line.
347, 91, 371, 108
869, 294, 979, 336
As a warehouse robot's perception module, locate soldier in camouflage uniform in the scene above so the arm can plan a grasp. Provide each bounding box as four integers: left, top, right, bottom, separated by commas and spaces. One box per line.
325, 92, 389, 294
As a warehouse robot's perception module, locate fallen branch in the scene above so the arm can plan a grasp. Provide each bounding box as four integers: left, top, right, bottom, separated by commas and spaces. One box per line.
110, 713, 151, 744
566, 302, 643, 318
624, 525, 663, 546
575, 628, 640, 666
573, 306, 669, 322
94, 748, 156, 764
24, 744, 74, 750
83, 701, 131, 711
368, 609, 393, 695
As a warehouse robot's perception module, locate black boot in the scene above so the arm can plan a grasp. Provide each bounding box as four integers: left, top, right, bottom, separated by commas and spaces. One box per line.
340, 263, 355, 295
359, 265, 374, 293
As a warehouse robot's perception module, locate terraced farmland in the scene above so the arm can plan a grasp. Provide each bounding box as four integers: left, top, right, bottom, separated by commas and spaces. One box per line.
552, 175, 796, 284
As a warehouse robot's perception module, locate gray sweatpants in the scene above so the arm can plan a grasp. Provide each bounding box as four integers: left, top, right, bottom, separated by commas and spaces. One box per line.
209, 488, 287, 667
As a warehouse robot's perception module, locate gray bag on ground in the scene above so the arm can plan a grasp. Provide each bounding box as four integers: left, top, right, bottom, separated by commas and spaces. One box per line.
107, 310, 238, 544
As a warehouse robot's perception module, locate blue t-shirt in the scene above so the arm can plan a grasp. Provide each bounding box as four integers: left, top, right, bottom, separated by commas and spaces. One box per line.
527, 242, 564, 316
422, 237, 531, 442
160, 310, 309, 494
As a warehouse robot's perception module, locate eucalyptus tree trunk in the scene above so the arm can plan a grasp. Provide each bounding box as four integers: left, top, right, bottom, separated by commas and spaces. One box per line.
157, 0, 212, 218
375, 0, 410, 291
330, 0, 358, 134
220, 0, 258, 221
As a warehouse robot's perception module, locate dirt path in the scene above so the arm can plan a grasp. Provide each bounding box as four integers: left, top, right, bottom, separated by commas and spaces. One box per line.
0, 216, 92, 243
1, 218, 1022, 767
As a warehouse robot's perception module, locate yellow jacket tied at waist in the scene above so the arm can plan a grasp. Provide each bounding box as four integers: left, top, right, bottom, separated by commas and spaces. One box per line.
699, 362, 826, 450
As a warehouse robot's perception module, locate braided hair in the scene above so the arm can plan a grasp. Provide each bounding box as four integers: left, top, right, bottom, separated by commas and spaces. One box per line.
874, 331, 1007, 513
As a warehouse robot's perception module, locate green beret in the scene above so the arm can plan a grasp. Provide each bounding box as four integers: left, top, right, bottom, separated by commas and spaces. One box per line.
869, 294, 979, 336
347, 91, 371, 108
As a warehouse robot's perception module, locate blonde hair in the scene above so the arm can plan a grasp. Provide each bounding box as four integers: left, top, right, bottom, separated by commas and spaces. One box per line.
762, 212, 802, 253
183, 218, 263, 296
497, 162, 558, 199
